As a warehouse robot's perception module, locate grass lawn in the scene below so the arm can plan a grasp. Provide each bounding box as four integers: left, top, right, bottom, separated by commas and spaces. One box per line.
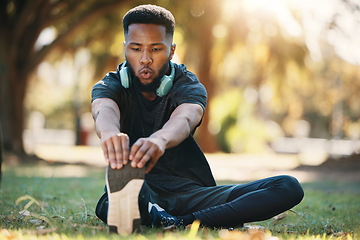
0, 162, 359, 239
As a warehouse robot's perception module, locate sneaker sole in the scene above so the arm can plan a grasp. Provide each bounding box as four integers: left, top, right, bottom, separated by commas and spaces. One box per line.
106, 164, 145, 234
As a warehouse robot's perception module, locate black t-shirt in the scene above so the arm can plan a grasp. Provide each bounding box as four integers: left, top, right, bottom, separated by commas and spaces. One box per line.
92, 64, 215, 189
91, 63, 216, 190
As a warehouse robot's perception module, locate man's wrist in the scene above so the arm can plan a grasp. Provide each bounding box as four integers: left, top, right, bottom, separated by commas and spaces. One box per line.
100, 130, 120, 141
149, 132, 170, 149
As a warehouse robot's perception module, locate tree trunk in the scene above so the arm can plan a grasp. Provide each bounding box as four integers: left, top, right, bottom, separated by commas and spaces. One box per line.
192, 1, 219, 153
0, 35, 27, 154
0, 118, 3, 187
196, 34, 218, 153
0, 0, 128, 156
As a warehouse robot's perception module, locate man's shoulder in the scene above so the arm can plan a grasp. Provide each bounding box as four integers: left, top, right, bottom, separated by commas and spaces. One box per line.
173, 63, 205, 93
91, 64, 124, 103
174, 63, 199, 83
170, 63, 207, 108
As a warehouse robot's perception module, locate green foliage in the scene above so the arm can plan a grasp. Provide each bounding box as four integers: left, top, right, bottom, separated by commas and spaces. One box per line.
210, 90, 282, 153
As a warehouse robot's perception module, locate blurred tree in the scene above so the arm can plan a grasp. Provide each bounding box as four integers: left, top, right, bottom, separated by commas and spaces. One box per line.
180, 0, 221, 152
0, 125, 3, 186
0, 0, 129, 154
206, 0, 360, 152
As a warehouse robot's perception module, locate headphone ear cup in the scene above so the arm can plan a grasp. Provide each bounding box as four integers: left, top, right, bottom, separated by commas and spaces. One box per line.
156, 75, 173, 97
120, 66, 130, 88
156, 61, 175, 97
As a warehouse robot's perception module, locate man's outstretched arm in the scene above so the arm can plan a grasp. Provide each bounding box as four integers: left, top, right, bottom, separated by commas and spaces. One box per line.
92, 98, 130, 169
129, 103, 204, 173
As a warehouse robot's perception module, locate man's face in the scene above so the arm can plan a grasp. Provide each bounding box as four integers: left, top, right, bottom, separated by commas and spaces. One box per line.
124, 24, 176, 89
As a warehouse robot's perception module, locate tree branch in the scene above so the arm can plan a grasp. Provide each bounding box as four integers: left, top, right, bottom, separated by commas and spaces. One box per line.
47, 1, 88, 27
29, 0, 127, 71
13, 0, 45, 42
18, 1, 53, 78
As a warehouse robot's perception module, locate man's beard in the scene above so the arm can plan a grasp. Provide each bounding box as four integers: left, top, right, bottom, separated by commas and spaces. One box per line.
126, 60, 170, 93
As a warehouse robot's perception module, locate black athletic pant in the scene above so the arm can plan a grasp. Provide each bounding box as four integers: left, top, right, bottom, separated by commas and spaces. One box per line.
192, 175, 304, 228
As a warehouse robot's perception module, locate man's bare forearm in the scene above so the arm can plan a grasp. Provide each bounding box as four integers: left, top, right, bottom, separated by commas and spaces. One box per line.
92, 98, 121, 139
92, 98, 131, 168
149, 103, 203, 149
95, 107, 120, 138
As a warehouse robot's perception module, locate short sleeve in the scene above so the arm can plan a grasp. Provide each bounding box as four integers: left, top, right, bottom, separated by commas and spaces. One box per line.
91, 71, 123, 104
171, 64, 207, 111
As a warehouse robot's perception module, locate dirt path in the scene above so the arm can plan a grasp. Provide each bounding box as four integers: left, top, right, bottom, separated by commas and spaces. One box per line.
206, 153, 360, 183
4, 145, 360, 183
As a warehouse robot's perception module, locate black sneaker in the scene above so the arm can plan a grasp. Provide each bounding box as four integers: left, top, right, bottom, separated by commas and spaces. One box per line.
95, 191, 108, 224
106, 164, 145, 234
148, 202, 183, 230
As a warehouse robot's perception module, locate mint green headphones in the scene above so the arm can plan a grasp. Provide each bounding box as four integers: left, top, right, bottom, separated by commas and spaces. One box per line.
119, 61, 175, 97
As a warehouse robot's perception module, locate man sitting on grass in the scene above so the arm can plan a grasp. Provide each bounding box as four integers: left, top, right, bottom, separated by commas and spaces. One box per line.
91, 4, 304, 234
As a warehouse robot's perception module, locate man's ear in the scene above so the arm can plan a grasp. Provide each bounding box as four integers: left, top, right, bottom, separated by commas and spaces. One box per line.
170, 44, 176, 60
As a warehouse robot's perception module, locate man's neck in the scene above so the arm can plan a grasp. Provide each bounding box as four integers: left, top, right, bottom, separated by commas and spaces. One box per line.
141, 91, 157, 101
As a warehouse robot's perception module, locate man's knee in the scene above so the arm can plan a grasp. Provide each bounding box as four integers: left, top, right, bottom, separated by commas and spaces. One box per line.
279, 175, 304, 205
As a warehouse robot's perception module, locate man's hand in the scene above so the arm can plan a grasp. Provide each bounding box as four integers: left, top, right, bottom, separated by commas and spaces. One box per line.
129, 137, 166, 173
101, 132, 130, 169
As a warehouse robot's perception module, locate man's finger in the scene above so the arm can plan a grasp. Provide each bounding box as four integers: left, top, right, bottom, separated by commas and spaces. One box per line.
106, 140, 119, 169
145, 159, 156, 174
120, 134, 130, 165
112, 136, 123, 169
130, 139, 152, 168
136, 148, 153, 168
129, 139, 142, 164
145, 151, 162, 173
100, 142, 109, 164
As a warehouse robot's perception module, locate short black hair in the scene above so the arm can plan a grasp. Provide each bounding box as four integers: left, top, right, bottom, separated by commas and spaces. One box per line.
123, 5, 175, 36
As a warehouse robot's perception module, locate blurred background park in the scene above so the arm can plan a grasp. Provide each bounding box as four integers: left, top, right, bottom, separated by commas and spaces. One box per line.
1, 0, 360, 180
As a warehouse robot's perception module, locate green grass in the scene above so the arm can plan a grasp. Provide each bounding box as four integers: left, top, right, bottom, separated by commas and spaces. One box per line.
1, 163, 359, 239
